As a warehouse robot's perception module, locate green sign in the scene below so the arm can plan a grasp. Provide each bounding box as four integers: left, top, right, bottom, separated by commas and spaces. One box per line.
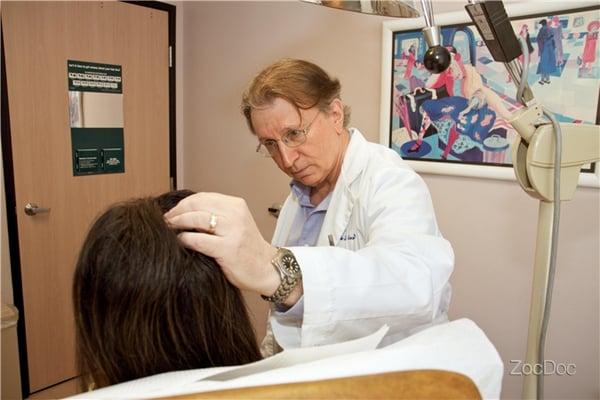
71, 128, 124, 175
68, 60, 122, 94
68, 60, 124, 176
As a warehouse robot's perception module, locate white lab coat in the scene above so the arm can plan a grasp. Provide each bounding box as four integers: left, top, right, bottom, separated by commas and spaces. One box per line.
266, 128, 454, 352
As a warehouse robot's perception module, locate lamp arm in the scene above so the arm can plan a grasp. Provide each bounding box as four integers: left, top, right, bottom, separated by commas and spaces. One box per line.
464, 2, 599, 399
511, 111, 600, 202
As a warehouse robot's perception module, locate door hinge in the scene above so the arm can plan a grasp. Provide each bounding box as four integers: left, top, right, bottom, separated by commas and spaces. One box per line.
169, 46, 173, 68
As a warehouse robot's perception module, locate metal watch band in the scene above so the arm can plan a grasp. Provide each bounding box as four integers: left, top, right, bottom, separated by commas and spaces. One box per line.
261, 248, 301, 305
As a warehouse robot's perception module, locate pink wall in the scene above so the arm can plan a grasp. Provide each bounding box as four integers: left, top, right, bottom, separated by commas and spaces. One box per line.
180, 2, 599, 398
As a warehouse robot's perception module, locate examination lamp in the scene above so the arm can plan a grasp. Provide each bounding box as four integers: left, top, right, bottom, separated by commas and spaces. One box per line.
302, 0, 450, 73
303, 1, 600, 399
419, 0, 451, 73
300, 0, 421, 18
464, 2, 600, 399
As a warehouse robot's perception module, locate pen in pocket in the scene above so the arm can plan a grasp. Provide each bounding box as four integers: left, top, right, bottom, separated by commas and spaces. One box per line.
328, 234, 335, 246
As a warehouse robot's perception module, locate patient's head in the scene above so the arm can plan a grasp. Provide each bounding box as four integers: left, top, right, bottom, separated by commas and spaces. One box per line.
73, 190, 261, 389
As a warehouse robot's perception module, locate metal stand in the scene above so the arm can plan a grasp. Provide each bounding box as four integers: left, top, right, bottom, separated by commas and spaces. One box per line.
522, 200, 555, 399
511, 108, 600, 399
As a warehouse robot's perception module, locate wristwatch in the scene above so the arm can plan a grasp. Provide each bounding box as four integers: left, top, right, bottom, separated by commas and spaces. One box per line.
261, 247, 302, 305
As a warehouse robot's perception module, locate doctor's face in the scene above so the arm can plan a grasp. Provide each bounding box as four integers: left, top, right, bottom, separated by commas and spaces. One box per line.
251, 97, 346, 188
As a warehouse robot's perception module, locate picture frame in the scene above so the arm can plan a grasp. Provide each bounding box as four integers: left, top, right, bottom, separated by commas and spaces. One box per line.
379, 1, 600, 187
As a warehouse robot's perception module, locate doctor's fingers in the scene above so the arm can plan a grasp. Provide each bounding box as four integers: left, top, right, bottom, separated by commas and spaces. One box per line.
164, 192, 246, 220
178, 232, 242, 288
178, 231, 223, 258
167, 210, 231, 235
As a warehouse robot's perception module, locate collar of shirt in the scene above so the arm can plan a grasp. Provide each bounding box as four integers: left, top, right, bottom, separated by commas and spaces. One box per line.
289, 180, 332, 211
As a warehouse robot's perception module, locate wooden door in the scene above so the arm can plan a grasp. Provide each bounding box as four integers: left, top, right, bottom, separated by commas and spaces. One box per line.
2, 1, 170, 393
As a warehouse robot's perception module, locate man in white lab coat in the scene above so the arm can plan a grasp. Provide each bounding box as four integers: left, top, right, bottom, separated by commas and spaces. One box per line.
165, 58, 454, 356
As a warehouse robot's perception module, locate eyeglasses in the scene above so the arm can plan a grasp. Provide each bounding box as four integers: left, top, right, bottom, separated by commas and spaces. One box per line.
256, 111, 320, 157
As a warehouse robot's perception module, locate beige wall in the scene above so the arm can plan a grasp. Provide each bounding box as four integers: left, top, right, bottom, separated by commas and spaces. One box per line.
180, 1, 599, 398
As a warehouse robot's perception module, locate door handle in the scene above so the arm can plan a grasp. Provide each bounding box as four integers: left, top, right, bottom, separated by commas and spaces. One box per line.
24, 203, 51, 216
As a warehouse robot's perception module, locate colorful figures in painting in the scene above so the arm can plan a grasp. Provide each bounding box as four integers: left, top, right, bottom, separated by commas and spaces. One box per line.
581, 20, 599, 70
536, 19, 557, 84
403, 44, 416, 80
391, 9, 599, 165
508, 24, 535, 83
402, 44, 426, 91
551, 16, 565, 67
519, 24, 535, 62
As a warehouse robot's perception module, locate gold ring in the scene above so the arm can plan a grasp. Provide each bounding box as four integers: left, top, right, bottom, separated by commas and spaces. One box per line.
208, 213, 218, 234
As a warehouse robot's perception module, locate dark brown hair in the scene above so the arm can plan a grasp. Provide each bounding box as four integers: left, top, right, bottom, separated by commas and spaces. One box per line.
73, 190, 261, 389
241, 58, 351, 133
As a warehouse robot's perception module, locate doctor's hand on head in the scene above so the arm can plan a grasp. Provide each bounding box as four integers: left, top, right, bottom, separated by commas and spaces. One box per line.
164, 192, 281, 296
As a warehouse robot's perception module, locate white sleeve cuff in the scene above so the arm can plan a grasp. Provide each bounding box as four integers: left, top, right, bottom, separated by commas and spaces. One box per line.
273, 295, 305, 321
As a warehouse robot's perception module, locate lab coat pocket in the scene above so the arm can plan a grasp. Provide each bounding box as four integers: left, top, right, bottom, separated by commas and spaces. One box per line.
338, 211, 364, 251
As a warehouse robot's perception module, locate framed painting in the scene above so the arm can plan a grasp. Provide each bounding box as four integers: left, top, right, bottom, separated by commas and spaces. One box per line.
379, 1, 600, 187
